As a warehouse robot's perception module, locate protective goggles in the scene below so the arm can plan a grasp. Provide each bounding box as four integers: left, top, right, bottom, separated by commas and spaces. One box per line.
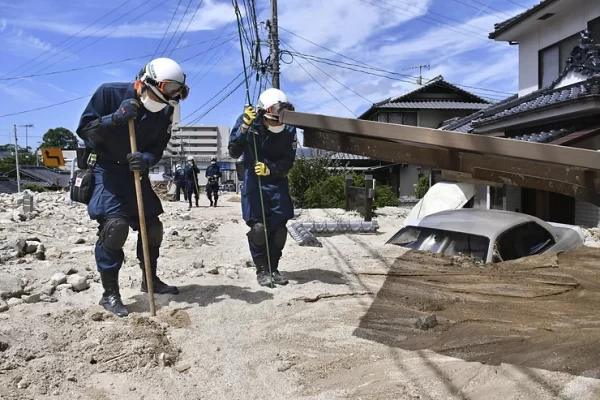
263, 102, 294, 120
143, 76, 189, 106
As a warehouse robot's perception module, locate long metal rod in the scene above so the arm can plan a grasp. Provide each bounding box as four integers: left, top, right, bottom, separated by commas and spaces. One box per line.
13, 125, 21, 193
279, 111, 600, 171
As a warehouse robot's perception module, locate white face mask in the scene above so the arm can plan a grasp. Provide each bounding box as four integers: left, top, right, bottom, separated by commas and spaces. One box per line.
211, 161, 216, 164
267, 124, 285, 133
141, 92, 167, 113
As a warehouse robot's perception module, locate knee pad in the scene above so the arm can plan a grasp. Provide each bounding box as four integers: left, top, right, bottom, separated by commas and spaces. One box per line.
146, 219, 163, 247
272, 226, 287, 250
247, 223, 266, 247
100, 217, 129, 252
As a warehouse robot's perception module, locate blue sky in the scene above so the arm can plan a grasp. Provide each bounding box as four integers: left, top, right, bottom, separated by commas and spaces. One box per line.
0, 0, 539, 149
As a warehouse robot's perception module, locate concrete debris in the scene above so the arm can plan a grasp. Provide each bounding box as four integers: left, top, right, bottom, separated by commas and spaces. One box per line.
0, 299, 8, 312
22, 293, 42, 304
62, 267, 78, 276
415, 314, 438, 331
0, 273, 25, 299
67, 275, 89, 292
56, 283, 73, 291
206, 267, 219, 275
51, 272, 68, 286
7, 297, 24, 307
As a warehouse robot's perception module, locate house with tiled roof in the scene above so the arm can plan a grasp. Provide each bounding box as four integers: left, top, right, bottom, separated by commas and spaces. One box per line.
359, 75, 491, 198
442, 0, 600, 226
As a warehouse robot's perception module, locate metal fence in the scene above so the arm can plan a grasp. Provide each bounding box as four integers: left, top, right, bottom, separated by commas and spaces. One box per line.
345, 174, 374, 221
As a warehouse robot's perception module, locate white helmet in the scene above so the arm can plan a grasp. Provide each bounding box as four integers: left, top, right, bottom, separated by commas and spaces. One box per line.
175, 164, 181, 169
257, 88, 294, 120
138, 58, 189, 106
187, 156, 194, 162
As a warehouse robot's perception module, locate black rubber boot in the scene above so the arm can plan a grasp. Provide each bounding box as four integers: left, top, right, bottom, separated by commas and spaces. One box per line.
214, 196, 218, 207
195, 197, 199, 207
99, 269, 129, 317
255, 260, 274, 287
271, 270, 289, 285
141, 266, 179, 295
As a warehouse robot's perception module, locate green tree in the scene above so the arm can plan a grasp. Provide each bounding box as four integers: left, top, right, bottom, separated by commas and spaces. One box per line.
288, 149, 343, 207
414, 173, 430, 198
40, 127, 78, 150
0, 144, 37, 173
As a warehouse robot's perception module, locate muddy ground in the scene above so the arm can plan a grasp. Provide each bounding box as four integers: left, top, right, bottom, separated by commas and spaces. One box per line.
1, 192, 600, 399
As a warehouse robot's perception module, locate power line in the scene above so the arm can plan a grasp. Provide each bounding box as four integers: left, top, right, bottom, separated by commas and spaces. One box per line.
286, 53, 357, 117
468, 0, 514, 18
503, 0, 528, 9
181, 68, 248, 122
0, 34, 237, 81
190, 43, 236, 86
0, 95, 92, 119
280, 38, 373, 104
2, 0, 170, 90
152, 0, 183, 59
448, 0, 507, 19
0, 0, 138, 80
359, 0, 492, 44
162, 0, 193, 56
186, 79, 246, 125
169, 0, 205, 57
390, 0, 490, 33
279, 27, 515, 96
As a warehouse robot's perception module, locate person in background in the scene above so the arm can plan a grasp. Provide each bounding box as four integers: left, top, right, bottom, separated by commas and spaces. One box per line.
184, 155, 200, 209
173, 164, 186, 202
205, 156, 221, 207
228, 88, 297, 287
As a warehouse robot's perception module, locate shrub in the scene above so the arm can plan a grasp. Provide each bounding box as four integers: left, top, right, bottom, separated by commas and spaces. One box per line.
24, 184, 46, 193
304, 175, 346, 208
414, 173, 430, 198
288, 149, 342, 207
374, 185, 400, 207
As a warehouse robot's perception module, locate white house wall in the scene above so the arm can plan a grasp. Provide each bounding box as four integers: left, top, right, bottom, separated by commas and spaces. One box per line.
514, 0, 600, 96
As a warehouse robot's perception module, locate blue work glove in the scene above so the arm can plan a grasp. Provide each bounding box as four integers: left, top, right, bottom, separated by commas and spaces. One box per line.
126, 152, 147, 172
110, 99, 140, 125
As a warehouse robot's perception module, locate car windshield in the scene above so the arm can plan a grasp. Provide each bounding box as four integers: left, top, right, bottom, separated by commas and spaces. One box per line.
388, 226, 490, 262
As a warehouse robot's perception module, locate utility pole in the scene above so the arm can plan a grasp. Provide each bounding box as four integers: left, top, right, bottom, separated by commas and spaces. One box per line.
19, 124, 33, 151
417, 64, 430, 85
269, 0, 280, 89
13, 125, 21, 193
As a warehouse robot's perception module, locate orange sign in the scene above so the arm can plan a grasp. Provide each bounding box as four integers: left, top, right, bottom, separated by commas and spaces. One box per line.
42, 148, 65, 167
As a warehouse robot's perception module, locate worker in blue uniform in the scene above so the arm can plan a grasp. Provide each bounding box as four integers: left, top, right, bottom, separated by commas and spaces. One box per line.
184, 155, 200, 209
173, 164, 186, 202
76, 57, 190, 317
228, 88, 297, 287
205, 156, 221, 207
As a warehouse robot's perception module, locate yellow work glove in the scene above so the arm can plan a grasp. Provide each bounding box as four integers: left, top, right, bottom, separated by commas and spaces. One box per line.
254, 162, 270, 176
242, 106, 257, 129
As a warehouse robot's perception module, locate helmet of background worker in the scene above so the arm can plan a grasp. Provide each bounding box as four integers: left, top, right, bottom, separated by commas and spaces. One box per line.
257, 88, 294, 133
136, 58, 189, 113
211, 156, 217, 165
186, 155, 194, 165
176, 164, 181, 170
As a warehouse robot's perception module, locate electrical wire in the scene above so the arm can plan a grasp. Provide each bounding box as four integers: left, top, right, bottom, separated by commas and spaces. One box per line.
162, 0, 193, 56
180, 68, 249, 122
468, 0, 514, 18
2, 0, 170, 90
0, 95, 93, 119
169, 0, 205, 56
279, 27, 516, 96
0, 34, 237, 81
152, 0, 183, 59
185, 79, 245, 125
503, 0, 528, 9
448, 0, 508, 19
390, 0, 490, 33
189, 43, 236, 86
358, 0, 492, 44
280, 38, 373, 104
0, 0, 138, 80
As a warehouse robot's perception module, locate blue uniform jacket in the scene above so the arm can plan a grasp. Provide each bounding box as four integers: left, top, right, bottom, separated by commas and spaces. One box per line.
75, 82, 173, 221
76, 82, 173, 167
228, 114, 297, 192
228, 114, 297, 225
174, 168, 185, 183
206, 164, 221, 185
184, 164, 200, 192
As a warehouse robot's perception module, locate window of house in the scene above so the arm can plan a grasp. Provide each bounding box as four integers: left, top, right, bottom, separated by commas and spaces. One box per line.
589, 17, 600, 43
538, 33, 580, 88
372, 112, 418, 126
489, 186, 505, 210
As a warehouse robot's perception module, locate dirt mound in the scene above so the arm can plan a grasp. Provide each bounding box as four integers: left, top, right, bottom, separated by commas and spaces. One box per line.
0, 308, 180, 398
354, 248, 600, 376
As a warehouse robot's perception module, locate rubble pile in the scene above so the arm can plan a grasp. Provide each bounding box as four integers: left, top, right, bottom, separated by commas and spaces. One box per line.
583, 227, 600, 248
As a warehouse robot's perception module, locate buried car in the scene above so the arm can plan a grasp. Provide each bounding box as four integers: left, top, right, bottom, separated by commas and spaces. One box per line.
387, 209, 584, 263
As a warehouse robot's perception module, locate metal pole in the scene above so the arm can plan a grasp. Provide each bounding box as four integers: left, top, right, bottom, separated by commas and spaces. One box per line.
14, 125, 21, 193
270, 0, 280, 89
19, 124, 33, 151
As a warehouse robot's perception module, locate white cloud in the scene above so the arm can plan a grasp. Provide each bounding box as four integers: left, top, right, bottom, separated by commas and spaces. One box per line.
102, 68, 125, 78
0, 19, 6, 32
9, 0, 235, 39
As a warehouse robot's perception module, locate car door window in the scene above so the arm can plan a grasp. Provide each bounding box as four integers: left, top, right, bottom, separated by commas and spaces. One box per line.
496, 222, 555, 261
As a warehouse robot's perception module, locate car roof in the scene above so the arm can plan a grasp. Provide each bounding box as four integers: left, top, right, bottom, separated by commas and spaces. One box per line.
410, 209, 551, 239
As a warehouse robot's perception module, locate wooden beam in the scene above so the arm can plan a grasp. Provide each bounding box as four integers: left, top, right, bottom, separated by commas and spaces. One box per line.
441, 170, 503, 188
282, 110, 600, 170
